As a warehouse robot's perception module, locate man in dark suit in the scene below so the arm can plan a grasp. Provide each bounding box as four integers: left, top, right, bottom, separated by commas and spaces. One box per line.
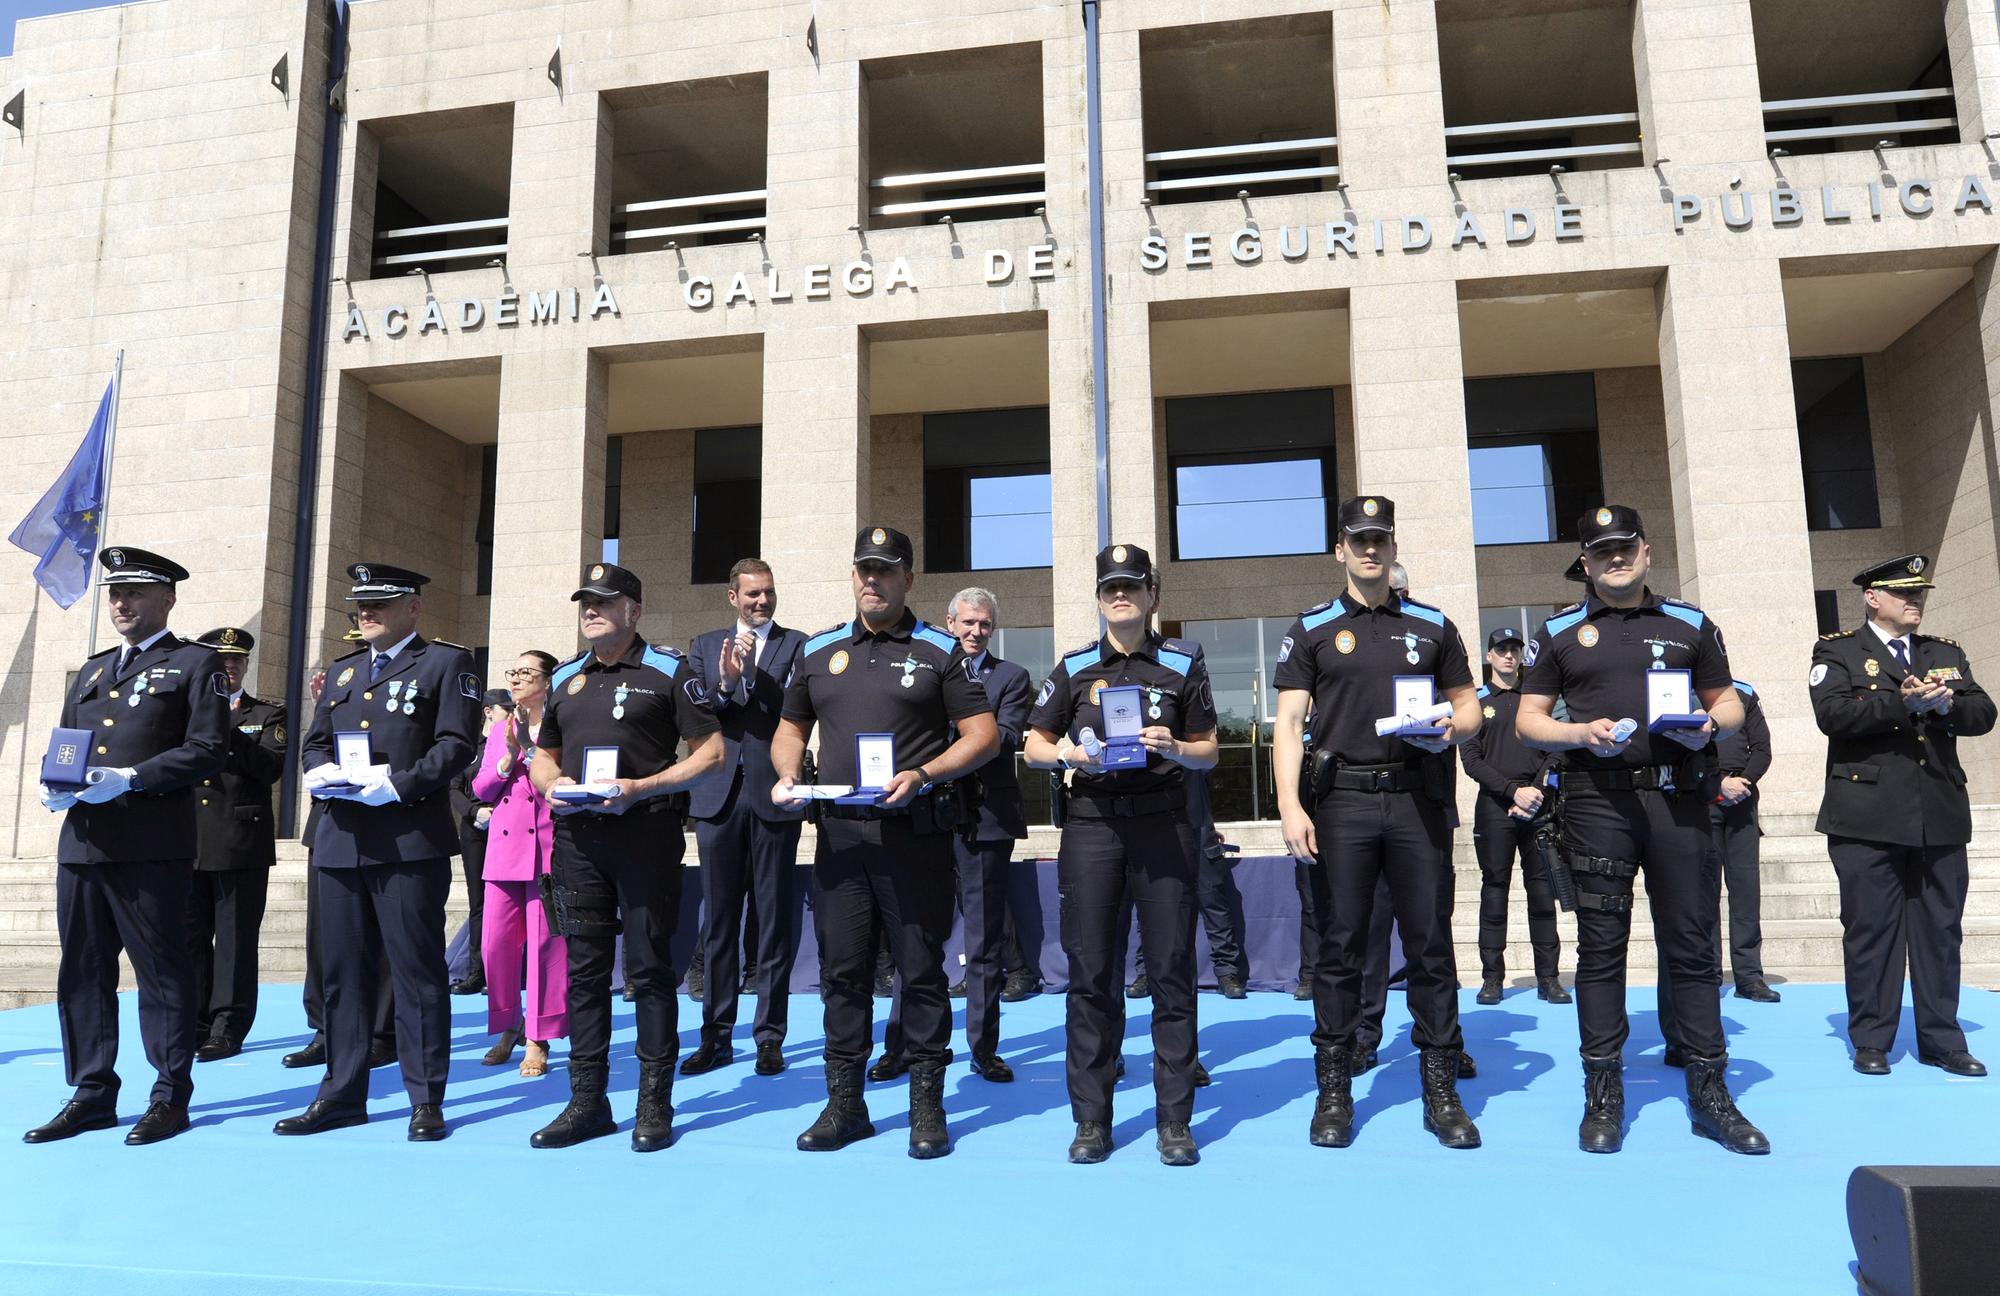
680, 558, 809, 1078
1811, 554, 1995, 1078
26, 546, 228, 1146
188, 627, 286, 1061
275, 562, 480, 1141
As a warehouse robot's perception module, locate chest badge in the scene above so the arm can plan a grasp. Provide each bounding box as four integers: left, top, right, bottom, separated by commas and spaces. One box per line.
1483, 704, 1496, 719
1864, 659, 1881, 677
335, 667, 354, 688
829, 650, 850, 676
1147, 686, 1164, 720
1088, 679, 1107, 706
1403, 632, 1420, 665
1334, 629, 1356, 655
85, 667, 103, 689
567, 674, 587, 695
1578, 625, 1599, 648
900, 656, 918, 688
612, 683, 629, 720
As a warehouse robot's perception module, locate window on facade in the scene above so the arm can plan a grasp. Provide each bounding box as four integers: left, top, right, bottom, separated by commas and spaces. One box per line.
474, 444, 498, 595
1793, 357, 1881, 531
692, 427, 762, 585
1174, 615, 1295, 822
923, 408, 1052, 572
1465, 373, 1603, 546
1815, 588, 1845, 636
1166, 390, 1335, 561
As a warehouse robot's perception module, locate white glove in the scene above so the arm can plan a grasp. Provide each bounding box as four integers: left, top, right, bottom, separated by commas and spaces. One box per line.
75, 767, 136, 804
40, 785, 78, 813
353, 769, 401, 807
303, 763, 338, 791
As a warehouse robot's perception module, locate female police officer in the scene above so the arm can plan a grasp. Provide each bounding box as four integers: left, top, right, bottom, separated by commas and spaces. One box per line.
1023, 543, 1218, 1167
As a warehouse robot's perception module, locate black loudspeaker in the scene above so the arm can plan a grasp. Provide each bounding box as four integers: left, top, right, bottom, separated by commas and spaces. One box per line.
1848, 1165, 2000, 1296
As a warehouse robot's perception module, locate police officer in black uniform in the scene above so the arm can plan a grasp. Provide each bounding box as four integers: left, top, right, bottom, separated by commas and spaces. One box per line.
275, 563, 480, 1142
1517, 505, 1768, 1155
188, 627, 286, 1061
527, 562, 724, 1151
1812, 554, 1994, 1077
1461, 626, 1566, 1005
773, 526, 998, 1159
1022, 543, 1218, 1166
25, 547, 228, 1146
1272, 498, 1481, 1152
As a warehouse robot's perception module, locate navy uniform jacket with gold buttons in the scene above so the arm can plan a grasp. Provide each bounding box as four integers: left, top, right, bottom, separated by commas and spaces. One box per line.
58, 634, 230, 864
1810, 627, 1995, 847
303, 636, 481, 868
195, 694, 287, 871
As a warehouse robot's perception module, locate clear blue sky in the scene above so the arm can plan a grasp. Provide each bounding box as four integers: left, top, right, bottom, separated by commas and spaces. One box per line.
1, 1, 124, 59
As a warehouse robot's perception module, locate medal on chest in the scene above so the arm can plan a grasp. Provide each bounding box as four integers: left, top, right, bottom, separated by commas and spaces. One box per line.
386, 681, 402, 713
612, 683, 629, 720
403, 683, 419, 716
127, 674, 150, 708
1146, 686, 1164, 720
1404, 633, 1420, 666
900, 656, 918, 689
1651, 642, 1666, 668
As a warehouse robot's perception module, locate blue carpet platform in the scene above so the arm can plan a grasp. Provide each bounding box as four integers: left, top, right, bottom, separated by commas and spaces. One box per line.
2, 984, 1995, 1294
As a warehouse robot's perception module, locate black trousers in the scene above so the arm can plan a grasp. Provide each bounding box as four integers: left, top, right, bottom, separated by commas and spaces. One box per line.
694, 795, 801, 1048
1474, 798, 1560, 982
558, 816, 687, 1076
1307, 789, 1461, 1054
1059, 810, 1199, 1125
302, 860, 394, 1048
458, 824, 486, 973
882, 836, 1028, 1063
1830, 836, 1970, 1056
1128, 852, 1248, 984
815, 815, 954, 1068
1712, 801, 1764, 981
56, 859, 197, 1109
315, 859, 450, 1107
187, 866, 269, 1045
1564, 786, 1724, 1060
1294, 865, 1394, 1014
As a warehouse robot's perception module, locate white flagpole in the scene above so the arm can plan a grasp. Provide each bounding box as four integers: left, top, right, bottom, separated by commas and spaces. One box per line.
85, 349, 124, 659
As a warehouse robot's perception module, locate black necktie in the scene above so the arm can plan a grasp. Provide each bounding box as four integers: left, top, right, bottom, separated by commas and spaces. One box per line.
1892, 639, 1911, 669
116, 647, 132, 677
370, 652, 386, 683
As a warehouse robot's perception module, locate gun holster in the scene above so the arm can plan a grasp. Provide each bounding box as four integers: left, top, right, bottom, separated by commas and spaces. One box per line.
1049, 770, 1069, 830
537, 871, 618, 939
912, 782, 970, 836
1305, 748, 1336, 806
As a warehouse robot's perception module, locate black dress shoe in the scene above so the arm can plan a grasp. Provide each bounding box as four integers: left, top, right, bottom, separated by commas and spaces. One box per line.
622, 983, 637, 1003
1920, 1050, 1988, 1077
948, 979, 967, 998
23, 1101, 116, 1144
281, 1040, 326, 1069
1218, 974, 1248, 1000
1156, 1121, 1199, 1166
1068, 1120, 1112, 1164
407, 1104, 447, 1142
274, 1100, 368, 1136
1735, 978, 1781, 1004
873, 969, 895, 998
1476, 977, 1503, 1006
1852, 1047, 1891, 1075
970, 1052, 1014, 1083
1194, 1062, 1212, 1087
755, 1042, 786, 1075
868, 1053, 909, 1083
1537, 977, 1572, 1005
1126, 974, 1149, 999
1114, 1055, 1126, 1079
679, 1039, 735, 1076
1000, 971, 1042, 1002
125, 1102, 189, 1146
1293, 976, 1314, 1001
449, 975, 485, 996
684, 973, 704, 1004
369, 1040, 397, 1068
195, 1036, 240, 1063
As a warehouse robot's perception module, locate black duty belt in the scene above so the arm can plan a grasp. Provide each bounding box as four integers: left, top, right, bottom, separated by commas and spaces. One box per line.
1327, 764, 1425, 794
1067, 790, 1181, 819
1568, 765, 1681, 792
819, 800, 912, 821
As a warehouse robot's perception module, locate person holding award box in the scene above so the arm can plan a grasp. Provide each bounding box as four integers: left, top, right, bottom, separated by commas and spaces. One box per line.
526, 563, 723, 1152
1270, 497, 1483, 1154
25, 546, 229, 1147
1516, 505, 1767, 1156
771, 526, 998, 1159
276, 562, 481, 1144
1022, 542, 1219, 1167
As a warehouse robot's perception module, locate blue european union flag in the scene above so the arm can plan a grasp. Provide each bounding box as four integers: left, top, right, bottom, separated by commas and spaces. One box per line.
8, 378, 115, 609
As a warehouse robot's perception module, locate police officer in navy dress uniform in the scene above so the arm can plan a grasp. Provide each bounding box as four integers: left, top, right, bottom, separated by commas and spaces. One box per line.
1272, 497, 1483, 1153
25, 547, 229, 1146
1024, 543, 1219, 1167
1812, 554, 1994, 1078
276, 563, 480, 1143
188, 627, 287, 1061
1517, 506, 1769, 1155
773, 526, 999, 1159
527, 562, 724, 1151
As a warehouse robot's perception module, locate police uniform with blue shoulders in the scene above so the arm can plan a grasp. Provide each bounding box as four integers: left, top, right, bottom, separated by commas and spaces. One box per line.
24, 547, 229, 1147
1027, 543, 1217, 1143
281, 563, 480, 1139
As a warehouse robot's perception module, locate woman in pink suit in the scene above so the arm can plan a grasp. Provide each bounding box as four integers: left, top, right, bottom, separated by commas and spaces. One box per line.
474, 650, 567, 1076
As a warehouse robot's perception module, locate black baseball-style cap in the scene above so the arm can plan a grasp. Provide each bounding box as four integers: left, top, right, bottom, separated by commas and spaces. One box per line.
571, 561, 643, 602
1578, 505, 1644, 550
196, 627, 254, 655
1096, 542, 1155, 586
99, 546, 188, 586
1854, 553, 1935, 591
1337, 496, 1395, 536
853, 525, 914, 567
1487, 626, 1525, 650
345, 562, 428, 601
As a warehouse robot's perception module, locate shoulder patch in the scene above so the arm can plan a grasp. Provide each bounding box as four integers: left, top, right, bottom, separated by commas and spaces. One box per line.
1658, 600, 1704, 630
1061, 642, 1102, 676
911, 622, 957, 654
1035, 676, 1056, 708
1546, 606, 1589, 638
1398, 597, 1445, 627
1301, 601, 1345, 632
640, 646, 683, 678
804, 623, 853, 656
1156, 649, 1193, 678
549, 650, 590, 694
458, 671, 483, 700
1820, 629, 1855, 641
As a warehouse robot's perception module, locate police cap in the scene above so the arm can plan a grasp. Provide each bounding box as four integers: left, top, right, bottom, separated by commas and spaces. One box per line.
1487, 626, 1525, 650
1337, 496, 1395, 536
571, 561, 643, 602
196, 627, 254, 655
1577, 504, 1644, 550
99, 546, 188, 586
1854, 553, 1935, 591
1096, 542, 1155, 586
854, 525, 913, 567
345, 562, 428, 601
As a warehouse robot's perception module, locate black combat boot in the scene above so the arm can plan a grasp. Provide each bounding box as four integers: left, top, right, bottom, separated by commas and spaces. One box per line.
1685, 1056, 1770, 1155
631, 1061, 674, 1152
1308, 1046, 1354, 1148
1420, 1048, 1481, 1149
530, 1064, 616, 1149
1578, 1053, 1624, 1154
907, 1063, 952, 1160
796, 1060, 875, 1151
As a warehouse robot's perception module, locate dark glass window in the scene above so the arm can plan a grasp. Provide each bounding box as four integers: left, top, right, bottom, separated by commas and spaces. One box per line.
1815, 588, 1844, 636
1794, 358, 1881, 531
1465, 373, 1603, 546
1165, 390, 1335, 561
923, 408, 1052, 571
692, 427, 761, 585
474, 444, 498, 595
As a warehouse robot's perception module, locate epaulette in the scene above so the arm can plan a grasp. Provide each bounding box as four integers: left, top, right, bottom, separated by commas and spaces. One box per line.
1060, 640, 1101, 676
911, 621, 956, 654
640, 644, 684, 677
332, 644, 368, 662
1658, 598, 1705, 629
802, 622, 853, 656
1556, 601, 1583, 615
1299, 599, 1334, 617
1917, 633, 1959, 647
1156, 639, 1197, 677
1477, 685, 1491, 699
1398, 596, 1445, 627
1160, 636, 1203, 661
1819, 630, 1855, 641
1301, 599, 1344, 631
549, 649, 590, 692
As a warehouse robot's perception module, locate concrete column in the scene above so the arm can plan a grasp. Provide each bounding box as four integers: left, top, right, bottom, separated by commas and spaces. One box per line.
488, 349, 608, 662
762, 323, 869, 636
1330, 0, 1450, 199
506, 92, 611, 270
1346, 279, 1479, 645
1946, 0, 2000, 144
1655, 259, 1818, 812
1631, 0, 1767, 169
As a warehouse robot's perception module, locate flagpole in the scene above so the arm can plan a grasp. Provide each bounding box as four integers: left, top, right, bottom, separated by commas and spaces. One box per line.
85, 350, 123, 659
